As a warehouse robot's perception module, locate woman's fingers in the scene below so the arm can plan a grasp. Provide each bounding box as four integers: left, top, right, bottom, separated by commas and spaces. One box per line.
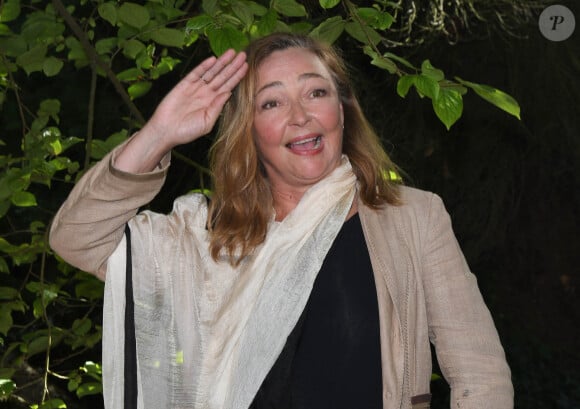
193, 50, 247, 90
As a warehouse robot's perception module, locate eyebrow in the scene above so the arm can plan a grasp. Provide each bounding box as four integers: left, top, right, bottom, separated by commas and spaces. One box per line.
256, 72, 329, 96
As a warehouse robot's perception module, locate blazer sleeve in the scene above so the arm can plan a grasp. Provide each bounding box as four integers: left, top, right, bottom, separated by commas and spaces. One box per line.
421, 193, 514, 408
49, 141, 169, 280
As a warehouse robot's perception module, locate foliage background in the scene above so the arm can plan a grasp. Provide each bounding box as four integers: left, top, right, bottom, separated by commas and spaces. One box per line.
1, 0, 579, 408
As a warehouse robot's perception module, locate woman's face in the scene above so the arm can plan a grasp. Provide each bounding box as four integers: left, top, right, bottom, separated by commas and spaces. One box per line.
252, 48, 344, 194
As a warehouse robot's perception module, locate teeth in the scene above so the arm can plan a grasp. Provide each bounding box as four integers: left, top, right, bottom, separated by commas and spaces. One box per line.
288, 136, 321, 148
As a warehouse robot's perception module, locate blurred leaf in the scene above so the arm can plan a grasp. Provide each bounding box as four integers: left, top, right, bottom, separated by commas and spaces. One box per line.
0, 378, 16, 397
319, 0, 340, 10
76, 382, 102, 398
255, 9, 279, 36
121, 39, 146, 59
231, 0, 254, 27
117, 67, 145, 82
0, 0, 21, 23
150, 28, 185, 47
271, 0, 307, 17
98, 2, 117, 26
0, 305, 13, 335
207, 25, 249, 54
310, 16, 345, 45
42, 57, 64, 77
16, 44, 47, 75
118, 3, 150, 28
37, 398, 67, 408
128, 81, 152, 100
72, 318, 92, 336
345, 21, 381, 46
11, 191, 37, 207
0, 286, 19, 300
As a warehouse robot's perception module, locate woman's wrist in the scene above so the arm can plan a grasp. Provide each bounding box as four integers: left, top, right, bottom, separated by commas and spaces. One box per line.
114, 125, 175, 173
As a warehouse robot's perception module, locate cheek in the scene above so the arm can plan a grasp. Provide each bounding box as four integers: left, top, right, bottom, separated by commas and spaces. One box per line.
252, 119, 278, 151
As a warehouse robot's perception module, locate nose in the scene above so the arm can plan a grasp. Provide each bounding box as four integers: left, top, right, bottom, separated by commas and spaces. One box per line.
289, 101, 310, 126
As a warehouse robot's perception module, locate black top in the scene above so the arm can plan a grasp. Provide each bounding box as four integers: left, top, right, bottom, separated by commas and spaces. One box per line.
250, 213, 383, 409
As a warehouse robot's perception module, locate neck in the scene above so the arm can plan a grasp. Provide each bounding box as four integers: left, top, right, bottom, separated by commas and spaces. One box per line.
271, 186, 304, 221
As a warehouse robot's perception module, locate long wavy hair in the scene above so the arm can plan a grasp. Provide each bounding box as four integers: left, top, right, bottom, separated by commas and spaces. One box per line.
208, 32, 401, 264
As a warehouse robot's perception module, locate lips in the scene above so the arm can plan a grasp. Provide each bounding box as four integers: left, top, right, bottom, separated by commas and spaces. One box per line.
286, 135, 322, 152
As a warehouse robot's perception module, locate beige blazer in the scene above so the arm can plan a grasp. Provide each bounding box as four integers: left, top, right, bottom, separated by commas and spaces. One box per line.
50, 147, 513, 409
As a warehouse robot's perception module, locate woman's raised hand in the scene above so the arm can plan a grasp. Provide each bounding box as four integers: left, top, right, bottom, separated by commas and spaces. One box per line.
115, 50, 248, 173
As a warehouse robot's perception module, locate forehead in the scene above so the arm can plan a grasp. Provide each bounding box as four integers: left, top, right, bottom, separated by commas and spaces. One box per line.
255, 48, 332, 85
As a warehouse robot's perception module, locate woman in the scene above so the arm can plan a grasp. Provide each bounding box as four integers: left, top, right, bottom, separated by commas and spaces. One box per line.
50, 33, 513, 409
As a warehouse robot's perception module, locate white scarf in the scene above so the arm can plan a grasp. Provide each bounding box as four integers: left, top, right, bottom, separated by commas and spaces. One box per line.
103, 156, 356, 409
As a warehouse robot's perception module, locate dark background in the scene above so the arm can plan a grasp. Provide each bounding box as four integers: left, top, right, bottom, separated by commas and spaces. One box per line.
349, 8, 580, 408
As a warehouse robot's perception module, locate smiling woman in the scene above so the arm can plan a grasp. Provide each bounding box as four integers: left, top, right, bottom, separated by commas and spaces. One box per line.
49, 32, 513, 409
252, 47, 345, 219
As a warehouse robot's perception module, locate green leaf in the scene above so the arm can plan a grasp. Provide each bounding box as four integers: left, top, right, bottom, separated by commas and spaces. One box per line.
310, 16, 345, 44
150, 28, 185, 48
344, 21, 381, 46
42, 57, 64, 77
76, 382, 102, 398
75, 276, 104, 300
255, 9, 279, 37
369, 55, 397, 74
72, 318, 92, 336
186, 15, 213, 32
0, 286, 19, 300
432, 88, 463, 130
0, 36, 26, 57
271, 0, 307, 17
0, 305, 13, 335
247, 1, 268, 16
121, 39, 146, 59
0, 22, 12, 35
39, 99, 61, 121
128, 81, 152, 100
414, 74, 439, 100
116, 67, 145, 82
319, 0, 340, 10
150, 56, 180, 79
202, 0, 219, 15
16, 44, 47, 75
95, 37, 117, 55
118, 2, 150, 29
421, 59, 444, 81
98, 2, 117, 26
231, 0, 254, 28
207, 25, 249, 55
10, 191, 37, 207
456, 78, 521, 120
38, 398, 67, 408
383, 52, 415, 70
81, 361, 102, 377
0, 378, 16, 397
396, 75, 416, 98
0, 257, 9, 273
374, 11, 394, 30
0, 0, 21, 23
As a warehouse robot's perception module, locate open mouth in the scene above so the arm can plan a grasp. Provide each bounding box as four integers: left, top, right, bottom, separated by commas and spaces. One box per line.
286, 135, 322, 151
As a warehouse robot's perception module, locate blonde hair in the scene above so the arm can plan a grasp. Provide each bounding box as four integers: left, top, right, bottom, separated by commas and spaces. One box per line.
208, 32, 400, 264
